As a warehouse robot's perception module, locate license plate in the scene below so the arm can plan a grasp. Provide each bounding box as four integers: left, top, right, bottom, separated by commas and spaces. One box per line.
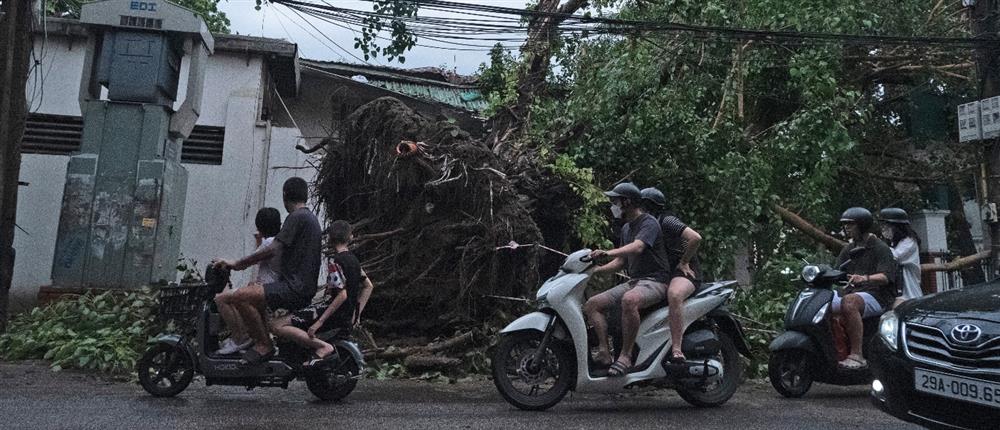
914, 368, 1000, 410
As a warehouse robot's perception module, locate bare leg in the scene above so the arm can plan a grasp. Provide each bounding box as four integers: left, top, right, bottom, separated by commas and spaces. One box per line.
583, 293, 613, 365
218, 282, 272, 354
618, 290, 646, 366
667, 278, 696, 358
215, 292, 248, 342
842, 294, 865, 357
269, 315, 334, 360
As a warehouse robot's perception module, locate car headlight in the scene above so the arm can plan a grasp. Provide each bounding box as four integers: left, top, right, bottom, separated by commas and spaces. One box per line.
879, 311, 899, 351
801, 265, 821, 283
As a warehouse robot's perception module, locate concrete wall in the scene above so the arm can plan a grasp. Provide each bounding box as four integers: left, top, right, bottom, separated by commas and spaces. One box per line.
12, 34, 304, 310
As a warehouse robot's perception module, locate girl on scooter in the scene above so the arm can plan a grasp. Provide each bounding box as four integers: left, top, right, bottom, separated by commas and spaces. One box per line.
878, 208, 922, 307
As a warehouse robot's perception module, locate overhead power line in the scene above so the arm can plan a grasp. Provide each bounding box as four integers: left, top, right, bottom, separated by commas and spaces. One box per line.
272, 0, 998, 49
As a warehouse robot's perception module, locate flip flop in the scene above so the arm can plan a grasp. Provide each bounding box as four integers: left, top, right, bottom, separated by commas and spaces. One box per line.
669, 351, 686, 364
607, 359, 631, 377
239, 347, 276, 366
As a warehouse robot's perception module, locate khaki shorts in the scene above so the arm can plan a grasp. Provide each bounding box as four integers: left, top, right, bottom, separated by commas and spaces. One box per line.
602, 279, 669, 309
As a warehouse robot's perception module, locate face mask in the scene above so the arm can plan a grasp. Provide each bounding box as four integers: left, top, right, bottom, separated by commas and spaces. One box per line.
882, 226, 893, 240
610, 203, 623, 219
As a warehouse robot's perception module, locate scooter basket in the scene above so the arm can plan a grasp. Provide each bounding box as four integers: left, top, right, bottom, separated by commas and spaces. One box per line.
157, 284, 203, 321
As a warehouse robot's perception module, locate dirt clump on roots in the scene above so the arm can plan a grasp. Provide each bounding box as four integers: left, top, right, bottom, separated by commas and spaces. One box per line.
316, 97, 545, 335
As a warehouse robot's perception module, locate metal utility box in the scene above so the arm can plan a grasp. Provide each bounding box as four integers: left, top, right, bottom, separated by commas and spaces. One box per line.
96, 31, 182, 104
51, 0, 212, 287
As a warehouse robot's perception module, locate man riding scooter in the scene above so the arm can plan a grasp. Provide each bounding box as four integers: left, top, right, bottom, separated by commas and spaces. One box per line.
583, 182, 672, 377
214, 177, 323, 365
833, 207, 897, 370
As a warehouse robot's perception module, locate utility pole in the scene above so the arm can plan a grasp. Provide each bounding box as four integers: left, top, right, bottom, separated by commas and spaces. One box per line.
0, 0, 33, 333
973, 0, 1000, 280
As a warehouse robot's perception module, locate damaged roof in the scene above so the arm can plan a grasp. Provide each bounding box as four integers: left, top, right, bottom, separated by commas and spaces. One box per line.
301, 59, 487, 113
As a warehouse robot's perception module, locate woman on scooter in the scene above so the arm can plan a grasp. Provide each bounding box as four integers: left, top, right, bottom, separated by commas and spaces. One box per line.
833, 207, 897, 370
640, 187, 703, 364
878, 208, 922, 307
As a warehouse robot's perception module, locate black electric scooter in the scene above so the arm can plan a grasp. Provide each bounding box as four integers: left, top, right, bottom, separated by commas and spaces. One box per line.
767, 251, 881, 398
137, 265, 365, 401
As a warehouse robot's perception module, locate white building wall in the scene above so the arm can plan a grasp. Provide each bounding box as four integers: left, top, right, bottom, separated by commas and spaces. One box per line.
12, 34, 303, 310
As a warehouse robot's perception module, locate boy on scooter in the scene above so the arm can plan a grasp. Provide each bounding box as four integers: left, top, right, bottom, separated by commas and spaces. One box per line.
270, 220, 375, 366
582, 182, 672, 377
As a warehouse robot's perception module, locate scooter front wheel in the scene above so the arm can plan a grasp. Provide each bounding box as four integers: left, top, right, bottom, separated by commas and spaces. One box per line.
137, 343, 195, 397
768, 349, 813, 398
492, 331, 575, 411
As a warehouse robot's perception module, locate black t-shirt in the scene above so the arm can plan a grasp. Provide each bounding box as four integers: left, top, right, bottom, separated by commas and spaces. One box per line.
658, 213, 702, 280
274, 207, 323, 298
619, 213, 671, 282
835, 234, 898, 309
328, 250, 364, 327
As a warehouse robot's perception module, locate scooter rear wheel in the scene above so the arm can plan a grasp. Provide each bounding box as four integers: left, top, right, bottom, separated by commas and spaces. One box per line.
768, 349, 813, 398
677, 332, 743, 407
306, 344, 361, 401
137, 343, 195, 397
492, 331, 575, 411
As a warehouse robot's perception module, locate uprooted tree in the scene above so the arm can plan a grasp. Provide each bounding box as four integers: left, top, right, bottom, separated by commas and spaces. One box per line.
315, 98, 549, 332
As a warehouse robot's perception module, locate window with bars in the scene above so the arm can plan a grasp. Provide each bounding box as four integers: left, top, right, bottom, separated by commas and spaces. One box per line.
20, 113, 225, 165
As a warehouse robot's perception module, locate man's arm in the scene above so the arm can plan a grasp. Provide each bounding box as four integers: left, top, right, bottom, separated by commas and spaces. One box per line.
594, 256, 626, 274
218, 240, 284, 271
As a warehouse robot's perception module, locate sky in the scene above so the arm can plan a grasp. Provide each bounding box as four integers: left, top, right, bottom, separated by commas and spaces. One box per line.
218, 0, 535, 75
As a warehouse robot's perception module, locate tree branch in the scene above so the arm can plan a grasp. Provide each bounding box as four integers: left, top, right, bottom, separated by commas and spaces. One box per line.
772, 203, 846, 254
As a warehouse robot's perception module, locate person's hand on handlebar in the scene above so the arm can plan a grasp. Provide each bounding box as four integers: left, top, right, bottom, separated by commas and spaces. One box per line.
589, 249, 609, 260
212, 258, 245, 271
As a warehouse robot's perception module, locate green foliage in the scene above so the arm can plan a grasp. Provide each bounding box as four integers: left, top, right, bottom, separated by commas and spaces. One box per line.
175, 256, 203, 283
0, 289, 158, 374
353, 0, 419, 63
477, 43, 519, 116
48, 0, 231, 33
546, 153, 613, 249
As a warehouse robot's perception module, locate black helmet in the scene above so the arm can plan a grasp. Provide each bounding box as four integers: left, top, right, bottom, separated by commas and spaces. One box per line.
640, 187, 666, 208
878, 208, 910, 225
840, 207, 874, 232
604, 182, 641, 202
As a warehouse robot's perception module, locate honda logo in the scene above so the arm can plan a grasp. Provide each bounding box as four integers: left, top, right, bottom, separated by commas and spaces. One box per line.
950, 324, 983, 344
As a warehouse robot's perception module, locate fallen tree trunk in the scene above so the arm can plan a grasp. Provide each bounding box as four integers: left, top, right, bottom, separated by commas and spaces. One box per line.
772, 203, 846, 254
773, 203, 990, 275
404, 355, 462, 371
921, 250, 991, 273
366, 331, 475, 360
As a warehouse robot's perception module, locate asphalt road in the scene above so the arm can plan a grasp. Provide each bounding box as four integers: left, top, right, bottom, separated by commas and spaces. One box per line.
0, 361, 920, 430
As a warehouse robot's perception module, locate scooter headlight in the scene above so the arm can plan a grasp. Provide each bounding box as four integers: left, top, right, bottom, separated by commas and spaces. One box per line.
879, 311, 899, 351
801, 265, 821, 283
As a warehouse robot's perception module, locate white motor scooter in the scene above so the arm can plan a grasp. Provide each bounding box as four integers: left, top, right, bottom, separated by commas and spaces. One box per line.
491, 249, 751, 410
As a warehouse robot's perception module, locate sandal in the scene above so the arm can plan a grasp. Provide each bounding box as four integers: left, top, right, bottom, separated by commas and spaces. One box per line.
607, 359, 631, 377
304, 350, 339, 367
669, 350, 686, 364
239, 346, 276, 366
838, 354, 867, 370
